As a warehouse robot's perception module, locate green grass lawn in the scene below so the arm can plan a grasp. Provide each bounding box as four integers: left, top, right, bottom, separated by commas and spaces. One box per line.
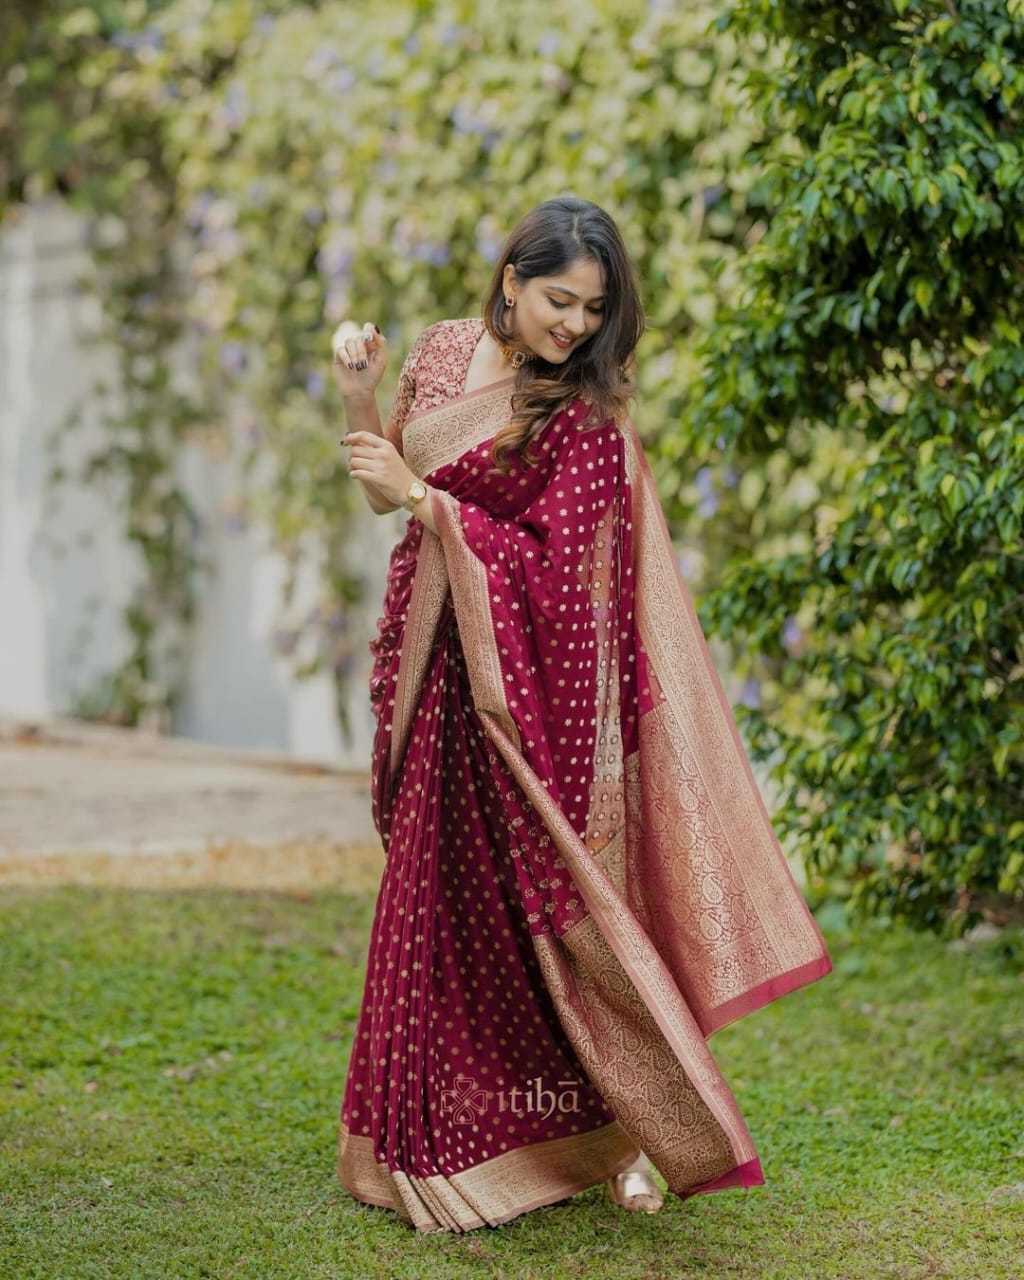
1, 886, 1021, 1280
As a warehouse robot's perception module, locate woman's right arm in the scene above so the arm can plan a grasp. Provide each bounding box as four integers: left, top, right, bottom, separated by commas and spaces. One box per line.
332, 321, 400, 513
341, 390, 383, 437
342, 393, 397, 513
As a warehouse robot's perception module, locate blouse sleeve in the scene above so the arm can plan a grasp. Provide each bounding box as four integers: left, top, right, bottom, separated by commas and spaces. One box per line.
383, 326, 431, 455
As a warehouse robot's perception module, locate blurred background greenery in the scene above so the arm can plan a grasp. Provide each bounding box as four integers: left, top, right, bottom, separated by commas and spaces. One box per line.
2, 0, 1022, 936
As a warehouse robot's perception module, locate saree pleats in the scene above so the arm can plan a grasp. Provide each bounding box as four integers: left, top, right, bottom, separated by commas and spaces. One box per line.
343, 596, 637, 1230
339, 324, 831, 1232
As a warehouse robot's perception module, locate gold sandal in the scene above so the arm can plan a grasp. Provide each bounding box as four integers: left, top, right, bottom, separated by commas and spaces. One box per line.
608, 1153, 664, 1214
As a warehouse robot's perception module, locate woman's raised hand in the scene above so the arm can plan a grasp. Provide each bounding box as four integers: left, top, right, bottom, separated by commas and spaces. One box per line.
331, 320, 388, 399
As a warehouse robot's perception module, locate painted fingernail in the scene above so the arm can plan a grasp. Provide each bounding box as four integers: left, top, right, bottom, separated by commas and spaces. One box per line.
373, 324, 381, 334
357, 360, 367, 370
347, 362, 355, 370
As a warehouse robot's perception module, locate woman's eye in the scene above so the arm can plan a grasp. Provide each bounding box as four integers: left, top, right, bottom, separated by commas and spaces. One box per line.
548, 299, 568, 310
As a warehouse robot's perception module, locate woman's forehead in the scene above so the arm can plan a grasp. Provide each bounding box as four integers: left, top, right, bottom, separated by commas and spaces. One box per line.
535, 256, 606, 300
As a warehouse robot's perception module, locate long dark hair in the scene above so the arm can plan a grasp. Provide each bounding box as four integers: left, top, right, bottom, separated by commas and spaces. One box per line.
482, 196, 645, 471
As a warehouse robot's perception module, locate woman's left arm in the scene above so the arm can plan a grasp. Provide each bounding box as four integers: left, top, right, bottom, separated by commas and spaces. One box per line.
342, 431, 438, 532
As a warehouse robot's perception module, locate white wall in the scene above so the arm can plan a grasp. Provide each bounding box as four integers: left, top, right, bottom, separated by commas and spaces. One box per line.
0, 200, 396, 767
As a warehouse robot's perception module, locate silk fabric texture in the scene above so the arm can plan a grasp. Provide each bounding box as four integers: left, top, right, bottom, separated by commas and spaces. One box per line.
338, 318, 831, 1233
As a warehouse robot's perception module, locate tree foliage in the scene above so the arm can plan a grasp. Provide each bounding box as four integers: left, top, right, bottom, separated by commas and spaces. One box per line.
681, 0, 1024, 933
1, 0, 763, 723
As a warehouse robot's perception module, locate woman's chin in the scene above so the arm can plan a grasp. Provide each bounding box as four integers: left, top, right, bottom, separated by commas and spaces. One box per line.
543, 345, 574, 364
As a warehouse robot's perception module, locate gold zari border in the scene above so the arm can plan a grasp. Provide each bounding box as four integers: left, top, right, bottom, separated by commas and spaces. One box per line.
338, 1120, 638, 1233
403, 383, 512, 481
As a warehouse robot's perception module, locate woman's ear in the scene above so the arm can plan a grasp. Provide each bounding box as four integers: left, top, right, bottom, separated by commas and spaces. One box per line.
502, 263, 519, 304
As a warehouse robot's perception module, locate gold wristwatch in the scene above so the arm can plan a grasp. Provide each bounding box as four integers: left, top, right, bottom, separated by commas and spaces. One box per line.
403, 479, 428, 513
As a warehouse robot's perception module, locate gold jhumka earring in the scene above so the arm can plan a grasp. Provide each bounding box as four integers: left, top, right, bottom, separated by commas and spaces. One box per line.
500, 296, 529, 367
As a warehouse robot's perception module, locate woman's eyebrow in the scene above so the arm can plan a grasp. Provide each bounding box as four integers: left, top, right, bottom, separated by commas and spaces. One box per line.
546, 286, 606, 302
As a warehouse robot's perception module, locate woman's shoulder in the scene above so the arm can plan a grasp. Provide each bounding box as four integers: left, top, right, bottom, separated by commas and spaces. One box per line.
409, 316, 483, 360
401, 318, 484, 412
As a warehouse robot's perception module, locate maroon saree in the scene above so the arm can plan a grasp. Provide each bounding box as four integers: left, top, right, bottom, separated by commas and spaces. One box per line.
337, 318, 831, 1232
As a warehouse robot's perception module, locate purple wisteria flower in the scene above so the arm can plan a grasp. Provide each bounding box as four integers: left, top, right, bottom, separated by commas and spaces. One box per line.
111, 25, 163, 53
218, 342, 246, 376
272, 627, 300, 655
305, 43, 342, 78
317, 237, 354, 279
781, 616, 803, 653
185, 191, 216, 229
328, 66, 356, 94
695, 466, 719, 517
220, 83, 250, 130
675, 548, 703, 581
475, 217, 504, 263
413, 242, 451, 267
738, 676, 761, 709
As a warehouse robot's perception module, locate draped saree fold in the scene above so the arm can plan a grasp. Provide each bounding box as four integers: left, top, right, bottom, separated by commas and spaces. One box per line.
338, 318, 831, 1233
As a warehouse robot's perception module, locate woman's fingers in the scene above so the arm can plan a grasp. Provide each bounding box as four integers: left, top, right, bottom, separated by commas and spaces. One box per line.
329, 320, 388, 402
342, 432, 405, 504
332, 321, 366, 370
331, 321, 360, 364
342, 431, 387, 448
362, 321, 386, 366
331, 320, 382, 371
344, 337, 367, 370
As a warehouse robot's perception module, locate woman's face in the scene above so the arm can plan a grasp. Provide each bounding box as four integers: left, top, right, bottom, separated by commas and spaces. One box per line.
503, 255, 606, 364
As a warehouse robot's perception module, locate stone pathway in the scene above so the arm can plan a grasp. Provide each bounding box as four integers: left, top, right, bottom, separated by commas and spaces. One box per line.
0, 717, 383, 892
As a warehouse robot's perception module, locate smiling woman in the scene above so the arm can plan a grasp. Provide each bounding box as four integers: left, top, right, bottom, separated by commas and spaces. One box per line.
502, 257, 606, 357
328, 196, 831, 1234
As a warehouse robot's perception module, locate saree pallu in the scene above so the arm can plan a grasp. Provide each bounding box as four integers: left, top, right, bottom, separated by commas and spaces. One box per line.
338, 382, 831, 1233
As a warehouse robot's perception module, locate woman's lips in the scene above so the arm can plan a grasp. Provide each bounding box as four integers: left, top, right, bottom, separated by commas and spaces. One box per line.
550, 332, 575, 350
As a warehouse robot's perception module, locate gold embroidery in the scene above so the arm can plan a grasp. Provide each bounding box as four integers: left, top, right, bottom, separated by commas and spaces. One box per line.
533, 926, 739, 1190
432, 489, 522, 751
591, 825, 626, 895
584, 532, 625, 856
404, 385, 513, 481
338, 1120, 637, 1233
389, 531, 449, 777
474, 713, 758, 1170
625, 426, 826, 981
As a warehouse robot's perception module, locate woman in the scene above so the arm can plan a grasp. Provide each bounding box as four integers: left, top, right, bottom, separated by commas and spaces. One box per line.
332, 197, 831, 1234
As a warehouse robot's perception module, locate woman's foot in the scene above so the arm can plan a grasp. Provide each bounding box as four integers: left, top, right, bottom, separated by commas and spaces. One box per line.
608, 1152, 664, 1214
